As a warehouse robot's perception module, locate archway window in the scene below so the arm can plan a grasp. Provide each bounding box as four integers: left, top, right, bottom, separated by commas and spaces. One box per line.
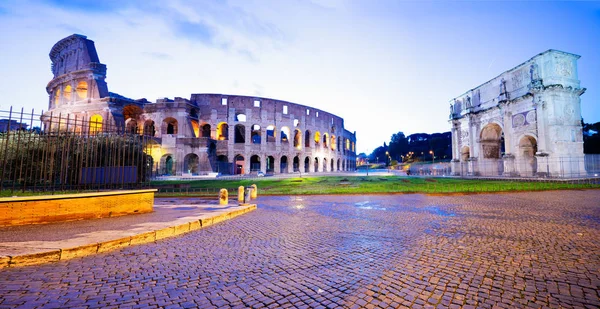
480, 124, 504, 159
331, 135, 336, 150
304, 130, 311, 147
163, 118, 178, 135
314, 157, 319, 172
266, 125, 276, 142
251, 124, 261, 144
267, 156, 275, 173
323, 133, 329, 148
76, 81, 88, 99
346, 139, 350, 150
217, 122, 229, 140
184, 153, 200, 174
293, 156, 300, 172
304, 157, 310, 173
123, 105, 143, 120
201, 124, 211, 138
89, 114, 103, 134
294, 119, 299, 127
250, 155, 261, 172
63, 85, 72, 101
281, 156, 289, 173
144, 120, 156, 137
216, 155, 229, 174
281, 127, 290, 143
234, 155, 245, 174
315, 131, 321, 147
337, 137, 341, 152
234, 124, 245, 143
460, 146, 470, 161
54, 88, 61, 106
293, 129, 302, 149
164, 155, 174, 175
126, 119, 138, 134
236, 114, 246, 122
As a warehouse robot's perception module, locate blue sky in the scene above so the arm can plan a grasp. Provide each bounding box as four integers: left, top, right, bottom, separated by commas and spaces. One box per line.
0, 0, 598, 153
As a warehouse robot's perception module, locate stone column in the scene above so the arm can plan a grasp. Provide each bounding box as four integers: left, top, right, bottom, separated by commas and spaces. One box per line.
274, 156, 280, 174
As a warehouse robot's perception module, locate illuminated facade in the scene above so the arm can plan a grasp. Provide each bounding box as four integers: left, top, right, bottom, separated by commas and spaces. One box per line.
45, 34, 357, 176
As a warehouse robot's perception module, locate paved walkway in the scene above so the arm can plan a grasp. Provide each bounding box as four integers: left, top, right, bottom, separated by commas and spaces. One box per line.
0, 191, 599, 308
0, 198, 256, 267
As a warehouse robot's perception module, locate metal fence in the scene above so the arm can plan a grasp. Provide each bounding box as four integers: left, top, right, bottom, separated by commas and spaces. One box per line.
0, 107, 153, 194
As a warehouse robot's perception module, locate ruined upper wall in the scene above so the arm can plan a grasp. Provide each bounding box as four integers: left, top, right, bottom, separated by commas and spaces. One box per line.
49, 34, 105, 78
450, 49, 582, 119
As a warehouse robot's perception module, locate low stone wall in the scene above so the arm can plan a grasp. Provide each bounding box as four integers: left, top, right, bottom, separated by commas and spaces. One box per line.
0, 189, 156, 226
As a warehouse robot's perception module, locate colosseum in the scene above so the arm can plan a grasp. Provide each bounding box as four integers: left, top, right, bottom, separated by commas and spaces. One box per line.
44, 34, 357, 176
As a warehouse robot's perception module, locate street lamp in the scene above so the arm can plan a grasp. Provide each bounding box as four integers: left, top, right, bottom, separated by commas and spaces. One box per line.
429, 150, 435, 164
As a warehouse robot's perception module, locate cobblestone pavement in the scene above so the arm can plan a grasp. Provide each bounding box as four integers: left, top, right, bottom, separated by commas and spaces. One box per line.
1, 191, 599, 308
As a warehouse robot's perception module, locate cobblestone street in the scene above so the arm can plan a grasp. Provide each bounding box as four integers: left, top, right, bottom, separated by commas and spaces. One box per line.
1, 190, 599, 309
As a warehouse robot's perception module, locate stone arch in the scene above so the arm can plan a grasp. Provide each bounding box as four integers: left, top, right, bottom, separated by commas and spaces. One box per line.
251, 124, 261, 144
216, 155, 229, 174
201, 123, 211, 138
304, 156, 310, 173
323, 157, 328, 172
342, 160, 346, 171
234, 154, 245, 175
460, 146, 470, 161
250, 155, 261, 172
89, 114, 103, 134
235, 113, 246, 122
267, 155, 275, 173
76, 81, 88, 99
184, 153, 200, 174
337, 158, 341, 171
234, 124, 245, 143
54, 88, 61, 106
330, 158, 334, 171
293, 156, 300, 172
480, 123, 504, 159
126, 119, 138, 134
280, 156, 289, 173
266, 125, 276, 142
281, 126, 290, 143
304, 130, 311, 147
314, 157, 319, 172
337, 136, 341, 152
63, 84, 72, 101
323, 133, 329, 148
163, 117, 178, 135
143, 120, 156, 137
217, 122, 228, 140
518, 135, 538, 176
124, 105, 143, 121
315, 131, 321, 147
293, 129, 302, 149
161, 154, 175, 175
331, 135, 336, 150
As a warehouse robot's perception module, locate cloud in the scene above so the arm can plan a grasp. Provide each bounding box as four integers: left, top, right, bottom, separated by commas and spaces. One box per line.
42, 0, 126, 13
142, 52, 172, 60
174, 20, 215, 44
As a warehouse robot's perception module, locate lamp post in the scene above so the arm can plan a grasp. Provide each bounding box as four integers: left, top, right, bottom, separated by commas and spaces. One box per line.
430, 150, 435, 164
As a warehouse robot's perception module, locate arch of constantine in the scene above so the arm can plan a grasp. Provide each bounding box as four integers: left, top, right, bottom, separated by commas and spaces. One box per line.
44, 34, 357, 176
450, 50, 586, 177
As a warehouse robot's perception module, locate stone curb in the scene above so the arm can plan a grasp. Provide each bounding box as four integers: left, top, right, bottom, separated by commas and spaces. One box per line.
1, 204, 257, 268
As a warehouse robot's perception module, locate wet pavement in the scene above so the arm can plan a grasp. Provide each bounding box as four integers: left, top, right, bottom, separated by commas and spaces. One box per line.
0, 190, 599, 308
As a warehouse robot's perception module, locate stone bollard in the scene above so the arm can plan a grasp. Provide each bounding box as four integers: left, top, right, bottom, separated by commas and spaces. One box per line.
251, 184, 258, 199
238, 186, 245, 203
245, 186, 253, 203
219, 188, 228, 206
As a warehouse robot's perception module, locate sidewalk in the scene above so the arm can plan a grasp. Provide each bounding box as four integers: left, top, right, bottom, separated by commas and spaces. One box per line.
0, 198, 256, 268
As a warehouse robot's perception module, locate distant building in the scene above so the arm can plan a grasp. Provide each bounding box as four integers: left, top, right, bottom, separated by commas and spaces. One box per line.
449, 50, 586, 177
0, 119, 28, 133
44, 34, 357, 176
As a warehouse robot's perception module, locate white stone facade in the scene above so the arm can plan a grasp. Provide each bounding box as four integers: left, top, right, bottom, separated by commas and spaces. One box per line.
449, 50, 586, 177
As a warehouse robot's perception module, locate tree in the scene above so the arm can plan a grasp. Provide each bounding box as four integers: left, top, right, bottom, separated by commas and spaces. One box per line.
389, 131, 408, 160
583, 120, 600, 154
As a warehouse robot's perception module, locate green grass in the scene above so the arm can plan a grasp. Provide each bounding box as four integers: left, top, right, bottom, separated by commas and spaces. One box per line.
151, 176, 599, 197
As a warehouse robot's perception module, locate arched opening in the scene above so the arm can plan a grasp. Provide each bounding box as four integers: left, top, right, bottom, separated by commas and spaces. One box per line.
234, 124, 245, 143
89, 114, 103, 134
304, 130, 311, 148
346, 139, 350, 150
331, 135, 336, 150
293, 129, 302, 149
315, 131, 321, 148
143, 120, 156, 137
250, 155, 261, 172
342, 160, 346, 171
314, 157, 319, 172
251, 124, 261, 144
54, 88, 61, 106
267, 156, 275, 173
293, 156, 300, 172
280, 156, 288, 173
63, 85, 72, 101
235, 113, 246, 122
161, 154, 175, 175
234, 155, 245, 175
519, 136, 538, 176
76, 81, 88, 99
293, 119, 299, 127
201, 124, 211, 138
184, 153, 200, 174
217, 122, 229, 140
304, 157, 310, 173
331, 158, 334, 171
281, 126, 290, 143
337, 159, 341, 171
126, 119, 138, 134
480, 124, 504, 159
460, 146, 470, 161
323, 133, 329, 148
323, 158, 328, 172
163, 117, 178, 135
216, 155, 230, 174
337, 137, 341, 152
266, 125, 276, 143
